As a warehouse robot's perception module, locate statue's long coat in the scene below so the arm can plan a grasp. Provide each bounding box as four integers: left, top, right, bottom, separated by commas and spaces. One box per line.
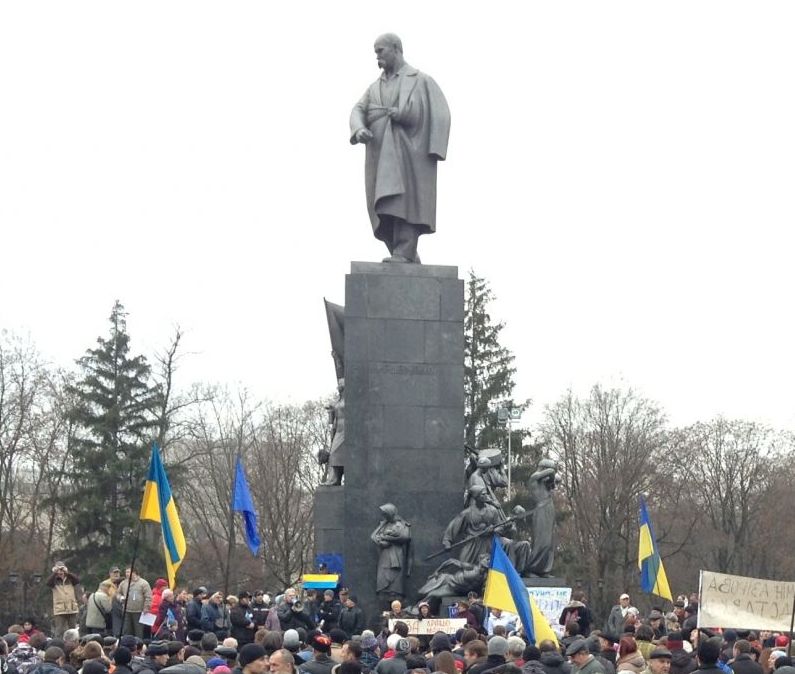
350, 64, 451, 242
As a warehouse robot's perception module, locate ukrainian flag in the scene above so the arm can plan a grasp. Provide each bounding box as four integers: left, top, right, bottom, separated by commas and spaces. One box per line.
140, 443, 186, 589
638, 495, 672, 602
483, 536, 558, 645
301, 574, 340, 590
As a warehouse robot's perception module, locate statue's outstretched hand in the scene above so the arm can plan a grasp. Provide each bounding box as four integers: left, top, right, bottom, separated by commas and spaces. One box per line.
355, 128, 374, 143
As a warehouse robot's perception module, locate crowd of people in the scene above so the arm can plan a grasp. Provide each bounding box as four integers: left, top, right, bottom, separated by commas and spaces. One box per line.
3, 568, 794, 674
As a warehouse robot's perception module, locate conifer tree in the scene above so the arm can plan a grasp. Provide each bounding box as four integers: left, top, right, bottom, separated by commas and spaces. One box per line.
54, 301, 161, 576
464, 271, 518, 449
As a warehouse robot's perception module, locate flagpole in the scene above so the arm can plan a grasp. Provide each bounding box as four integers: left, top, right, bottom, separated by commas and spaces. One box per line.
118, 519, 143, 639
223, 454, 238, 598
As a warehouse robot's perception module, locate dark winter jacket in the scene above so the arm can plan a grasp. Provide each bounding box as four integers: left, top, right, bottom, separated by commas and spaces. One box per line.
338, 607, 365, 638
300, 654, 337, 674
29, 663, 67, 674
469, 655, 508, 674
523, 661, 548, 674
540, 652, 572, 674
186, 599, 203, 631
729, 656, 762, 674
250, 601, 271, 627
230, 605, 255, 645
374, 655, 407, 674
278, 603, 316, 632
317, 600, 342, 632
670, 649, 697, 674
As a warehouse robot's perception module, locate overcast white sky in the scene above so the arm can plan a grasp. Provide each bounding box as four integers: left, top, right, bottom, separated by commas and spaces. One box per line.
2, 1, 794, 431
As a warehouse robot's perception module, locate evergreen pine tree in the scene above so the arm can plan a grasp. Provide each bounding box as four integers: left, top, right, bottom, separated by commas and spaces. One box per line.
54, 301, 161, 578
464, 270, 518, 449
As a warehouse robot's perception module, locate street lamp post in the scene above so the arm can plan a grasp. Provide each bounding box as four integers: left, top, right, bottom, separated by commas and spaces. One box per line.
497, 406, 522, 501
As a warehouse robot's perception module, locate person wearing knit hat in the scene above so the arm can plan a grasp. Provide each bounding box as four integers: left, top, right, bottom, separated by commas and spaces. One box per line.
113, 645, 134, 674
82, 661, 109, 674
375, 636, 409, 674
213, 667, 233, 674
207, 657, 227, 670
239, 643, 268, 674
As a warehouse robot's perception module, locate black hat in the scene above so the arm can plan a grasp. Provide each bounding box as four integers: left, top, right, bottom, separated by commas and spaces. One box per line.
565, 640, 589, 656
103, 636, 117, 647
119, 635, 138, 650
215, 647, 237, 659
168, 642, 185, 656
239, 644, 267, 668
82, 661, 108, 674
239, 591, 252, 600
193, 587, 208, 597
147, 641, 170, 656
114, 647, 132, 666
187, 630, 204, 643
650, 648, 672, 660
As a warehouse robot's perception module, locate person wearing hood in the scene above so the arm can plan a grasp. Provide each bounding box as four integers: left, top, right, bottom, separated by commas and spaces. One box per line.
616, 638, 646, 674
559, 593, 592, 637
538, 640, 571, 674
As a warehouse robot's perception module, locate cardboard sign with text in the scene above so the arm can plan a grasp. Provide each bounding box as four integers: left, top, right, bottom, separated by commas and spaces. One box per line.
389, 618, 467, 635
699, 570, 795, 631
526, 587, 571, 638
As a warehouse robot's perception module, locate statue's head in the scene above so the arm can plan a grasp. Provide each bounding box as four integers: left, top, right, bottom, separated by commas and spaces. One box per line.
539, 457, 556, 470
379, 503, 397, 521
374, 33, 404, 72
468, 484, 487, 504
476, 456, 491, 470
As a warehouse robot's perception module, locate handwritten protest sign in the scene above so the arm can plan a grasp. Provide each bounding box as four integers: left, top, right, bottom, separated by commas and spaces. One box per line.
527, 587, 571, 638
699, 570, 795, 631
388, 618, 467, 635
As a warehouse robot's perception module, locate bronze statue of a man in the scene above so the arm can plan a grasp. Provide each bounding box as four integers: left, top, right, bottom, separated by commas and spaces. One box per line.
350, 34, 451, 264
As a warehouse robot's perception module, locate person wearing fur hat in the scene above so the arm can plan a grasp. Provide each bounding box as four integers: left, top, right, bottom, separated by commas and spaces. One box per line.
299, 635, 336, 674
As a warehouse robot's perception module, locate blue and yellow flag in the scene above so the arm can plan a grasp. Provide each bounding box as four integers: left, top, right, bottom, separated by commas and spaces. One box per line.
638, 495, 672, 602
483, 536, 558, 645
301, 573, 340, 590
140, 443, 186, 589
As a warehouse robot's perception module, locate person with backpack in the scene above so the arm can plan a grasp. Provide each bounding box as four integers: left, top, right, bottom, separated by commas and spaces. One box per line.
86, 582, 114, 636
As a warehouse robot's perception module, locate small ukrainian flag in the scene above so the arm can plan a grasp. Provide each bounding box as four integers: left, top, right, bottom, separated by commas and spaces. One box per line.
638, 495, 672, 602
483, 536, 558, 645
140, 443, 186, 589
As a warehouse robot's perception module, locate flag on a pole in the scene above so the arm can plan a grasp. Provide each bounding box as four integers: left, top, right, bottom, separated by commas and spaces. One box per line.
638, 495, 673, 602
140, 443, 186, 589
301, 574, 340, 590
232, 457, 261, 557
483, 536, 558, 645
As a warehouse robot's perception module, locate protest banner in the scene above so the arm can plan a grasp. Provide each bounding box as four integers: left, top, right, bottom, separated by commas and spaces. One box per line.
388, 618, 467, 635
527, 586, 571, 638
699, 570, 795, 631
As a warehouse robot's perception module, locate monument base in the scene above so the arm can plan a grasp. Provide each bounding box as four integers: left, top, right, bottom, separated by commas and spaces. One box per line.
523, 576, 568, 588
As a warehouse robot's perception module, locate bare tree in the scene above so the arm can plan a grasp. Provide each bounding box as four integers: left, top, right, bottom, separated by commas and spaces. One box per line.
669, 418, 784, 575
540, 384, 669, 617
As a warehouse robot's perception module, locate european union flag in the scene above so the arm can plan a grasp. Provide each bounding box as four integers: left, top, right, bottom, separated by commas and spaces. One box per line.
140, 443, 186, 589
638, 495, 672, 601
232, 457, 261, 557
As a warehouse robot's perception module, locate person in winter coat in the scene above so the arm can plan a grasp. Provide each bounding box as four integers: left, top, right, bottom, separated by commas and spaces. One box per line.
617, 638, 646, 674
250, 593, 271, 629
729, 642, 763, 674
202, 593, 230, 639
150, 580, 169, 623
117, 569, 152, 638
559, 593, 592, 637
666, 632, 697, 674
46, 562, 81, 639
338, 596, 364, 638
85, 583, 113, 635
605, 596, 636, 637
587, 638, 615, 674
522, 645, 547, 674
230, 593, 256, 646
277, 593, 315, 632
317, 591, 342, 634
111, 647, 134, 674
186, 588, 206, 631
539, 640, 571, 674
566, 641, 605, 674
300, 634, 337, 674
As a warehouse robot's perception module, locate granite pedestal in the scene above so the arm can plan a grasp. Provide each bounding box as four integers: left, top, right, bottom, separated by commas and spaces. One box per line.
314, 261, 465, 627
